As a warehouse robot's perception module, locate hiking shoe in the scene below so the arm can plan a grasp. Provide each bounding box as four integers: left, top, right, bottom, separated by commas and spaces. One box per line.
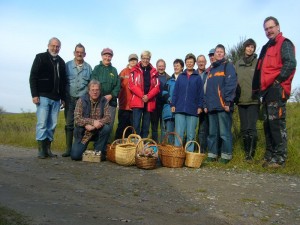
219, 158, 230, 164
205, 157, 217, 163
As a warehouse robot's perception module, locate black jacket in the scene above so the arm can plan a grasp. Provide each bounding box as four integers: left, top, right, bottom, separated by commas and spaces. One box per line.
29, 50, 66, 101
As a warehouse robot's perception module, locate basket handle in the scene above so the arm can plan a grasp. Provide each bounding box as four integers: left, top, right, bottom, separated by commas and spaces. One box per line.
185, 140, 201, 154
127, 134, 141, 144
136, 138, 158, 157
162, 132, 183, 147
122, 126, 136, 140
109, 139, 121, 150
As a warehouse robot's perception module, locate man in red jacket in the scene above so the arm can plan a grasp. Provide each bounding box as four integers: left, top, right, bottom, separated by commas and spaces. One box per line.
253, 16, 297, 168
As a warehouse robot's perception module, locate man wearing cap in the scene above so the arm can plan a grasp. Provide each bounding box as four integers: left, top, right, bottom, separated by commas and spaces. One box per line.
91, 48, 120, 160
115, 53, 138, 139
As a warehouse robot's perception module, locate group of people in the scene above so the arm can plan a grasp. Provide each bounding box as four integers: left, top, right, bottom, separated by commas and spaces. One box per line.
29, 16, 296, 168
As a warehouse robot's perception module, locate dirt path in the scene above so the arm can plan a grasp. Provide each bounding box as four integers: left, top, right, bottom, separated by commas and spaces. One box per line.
0, 145, 299, 225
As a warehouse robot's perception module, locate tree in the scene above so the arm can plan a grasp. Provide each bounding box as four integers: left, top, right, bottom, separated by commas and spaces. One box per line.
226, 37, 247, 64
290, 86, 300, 103
0, 106, 5, 114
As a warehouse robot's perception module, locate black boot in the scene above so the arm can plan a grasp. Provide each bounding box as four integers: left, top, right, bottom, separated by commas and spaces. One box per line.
44, 138, 57, 158
37, 140, 47, 159
62, 130, 73, 157
243, 135, 251, 160
249, 135, 257, 160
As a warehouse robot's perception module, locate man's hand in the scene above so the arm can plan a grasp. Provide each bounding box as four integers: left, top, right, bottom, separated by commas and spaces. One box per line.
204, 108, 208, 113
104, 94, 112, 102
85, 124, 95, 131
224, 105, 230, 112
93, 120, 103, 129
171, 106, 175, 112
142, 95, 149, 103
32, 97, 39, 105
197, 108, 202, 114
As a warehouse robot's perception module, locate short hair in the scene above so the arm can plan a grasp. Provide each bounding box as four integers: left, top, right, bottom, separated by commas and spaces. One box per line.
74, 43, 85, 52
156, 59, 166, 67
215, 44, 226, 53
173, 59, 184, 68
264, 16, 279, 26
197, 55, 207, 61
184, 53, 196, 63
48, 37, 61, 46
141, 50, 152, 59
88, 79, 101, 91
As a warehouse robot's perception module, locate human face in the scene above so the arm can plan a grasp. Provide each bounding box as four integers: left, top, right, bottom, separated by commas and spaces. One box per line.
74, 47, 86, 64
129, 59, 138, 68
102, 54, 112, 66
89, 84, 101, 101
48, 39, 60, 56
156, 61, 166, 74
141, 55, 151, 67
173, 62, 183, 75
185, 58, 195, 71
214, 48, 225, 61
264, 20, 280, 40
196, 56, 207, 71
245, 45, 255, 57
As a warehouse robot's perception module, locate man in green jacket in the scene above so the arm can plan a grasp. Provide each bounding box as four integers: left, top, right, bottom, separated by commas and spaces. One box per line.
91, 48, 120, 160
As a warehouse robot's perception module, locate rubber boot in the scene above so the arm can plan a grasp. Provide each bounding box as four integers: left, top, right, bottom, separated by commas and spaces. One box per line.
44, 138, 57, 158
62, 130, 73, 157
243, 135, 251, 161
37, 140, 47, 159
249, 135, 257, 160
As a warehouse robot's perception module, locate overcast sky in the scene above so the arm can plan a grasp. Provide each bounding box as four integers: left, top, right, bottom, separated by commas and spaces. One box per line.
0, 0, 299, 113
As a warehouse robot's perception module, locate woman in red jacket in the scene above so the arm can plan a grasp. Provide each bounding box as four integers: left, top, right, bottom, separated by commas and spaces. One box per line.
129, 51, 160, 138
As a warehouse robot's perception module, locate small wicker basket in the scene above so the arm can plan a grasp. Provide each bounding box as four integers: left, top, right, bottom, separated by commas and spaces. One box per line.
115, 134, 141, 166
82, 150, 101, 163
107, 126, 136, 162
184, 141, 206, 168
135, 138, 158, 170
158, 132, 185, 168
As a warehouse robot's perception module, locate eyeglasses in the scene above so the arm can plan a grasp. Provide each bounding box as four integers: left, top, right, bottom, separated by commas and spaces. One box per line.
264, 25, 276, 31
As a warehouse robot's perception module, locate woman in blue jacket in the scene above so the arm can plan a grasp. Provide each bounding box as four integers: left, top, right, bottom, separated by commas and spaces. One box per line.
171, 54, 204, 151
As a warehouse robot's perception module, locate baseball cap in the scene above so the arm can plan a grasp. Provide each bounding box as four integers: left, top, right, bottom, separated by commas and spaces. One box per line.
101, 48, 113, 56
208, 48, 215, 55
128, 53, 138, 61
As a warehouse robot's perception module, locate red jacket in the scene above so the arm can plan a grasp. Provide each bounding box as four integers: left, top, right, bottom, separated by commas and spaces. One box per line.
260, 33, 296, 95
118, 66, 132, 110
129, 62, 160, 112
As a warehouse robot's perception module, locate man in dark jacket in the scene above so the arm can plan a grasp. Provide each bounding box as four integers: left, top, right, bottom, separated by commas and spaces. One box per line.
29, 37, 66, 159
71, 80, 111, 161
253, 16, 297, 168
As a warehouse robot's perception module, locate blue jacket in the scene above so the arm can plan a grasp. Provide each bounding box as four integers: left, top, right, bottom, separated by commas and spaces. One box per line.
204, 59, 237, 112
162, 74, 176, 120
172, 69, 204, 117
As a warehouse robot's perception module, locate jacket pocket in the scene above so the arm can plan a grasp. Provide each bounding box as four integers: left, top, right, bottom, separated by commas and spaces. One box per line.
264, 84, 283, 102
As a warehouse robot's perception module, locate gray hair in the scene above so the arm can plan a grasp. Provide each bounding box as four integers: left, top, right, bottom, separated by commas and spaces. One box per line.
141, 50, 152, 59
75, 43, 85, 52
48, 37, 61, 46
88, 79, 101, 90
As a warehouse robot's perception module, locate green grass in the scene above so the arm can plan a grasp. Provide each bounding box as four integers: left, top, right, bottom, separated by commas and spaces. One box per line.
0, 103, 299, 175
0, 205, 31, 225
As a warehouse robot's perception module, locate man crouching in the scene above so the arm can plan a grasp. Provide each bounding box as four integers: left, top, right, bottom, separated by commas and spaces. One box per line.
71, 80, 111, 161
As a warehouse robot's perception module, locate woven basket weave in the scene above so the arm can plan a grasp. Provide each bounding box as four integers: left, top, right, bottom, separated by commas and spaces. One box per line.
107, 126, 136, 163
158, 132, 185, 168
135, 138, 158, 170
184, 141, 206, 168
115, 134, 141, 166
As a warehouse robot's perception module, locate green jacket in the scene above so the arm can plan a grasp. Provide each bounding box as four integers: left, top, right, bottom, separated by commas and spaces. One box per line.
235, 54, 259, 105
91, 61, 120, 107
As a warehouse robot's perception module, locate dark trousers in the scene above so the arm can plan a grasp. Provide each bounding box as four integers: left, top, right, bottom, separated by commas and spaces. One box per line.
198, 112, 209, 153
115, 109, 133, 139
238, 104, 259, 137
150, 104, 163, 142
132, 108, 150, 138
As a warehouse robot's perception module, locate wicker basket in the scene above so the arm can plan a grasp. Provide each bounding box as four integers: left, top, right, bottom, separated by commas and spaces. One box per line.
158, 132, 185, 168
184, 141, 206, 168
82, 150, 101, 163
115, 134, 141, 166
135, 138, 158, 170
106, 126, 136, 162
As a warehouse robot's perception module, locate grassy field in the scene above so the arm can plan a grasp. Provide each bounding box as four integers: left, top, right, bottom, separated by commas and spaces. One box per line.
0, 104, 299, 175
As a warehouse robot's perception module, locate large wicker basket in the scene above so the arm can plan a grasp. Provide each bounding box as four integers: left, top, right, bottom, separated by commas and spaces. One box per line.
135, 138, 158, 170
184, 141, 206, 168
115, 134, 141, 166
158, 132, 185, 168
107, 126, 136, 162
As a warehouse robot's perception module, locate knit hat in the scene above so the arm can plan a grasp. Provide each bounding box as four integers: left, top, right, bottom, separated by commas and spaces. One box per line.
128, 53, 138, 61
101, 48, 113, 56
243, 39, 256, 51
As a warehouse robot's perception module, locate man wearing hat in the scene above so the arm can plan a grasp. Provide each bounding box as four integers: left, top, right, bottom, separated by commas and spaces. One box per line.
91, 48, 120, 160
115, 53, 138, 139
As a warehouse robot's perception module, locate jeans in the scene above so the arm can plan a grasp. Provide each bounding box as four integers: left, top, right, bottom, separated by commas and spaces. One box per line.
71, 124, 110, 160
174, 113, 198, 151
64, 96, 79, 132
115, 109, 133, 139
198, 112, 209, 153
238, 104, 259, 138
207, 111, 233, 160
132, 108, 150, 138
150, 104, 163, 142
162, 119, 175, 144
36, 96, 60, 141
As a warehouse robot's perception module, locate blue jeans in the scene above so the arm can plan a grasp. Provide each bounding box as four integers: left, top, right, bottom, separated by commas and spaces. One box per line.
71, 124, 110, 160
163, 119, 175, 144
207, 111, 233, 160
36, 96, 60, 141
132, 108, 150, 138
175, 113, 198, 151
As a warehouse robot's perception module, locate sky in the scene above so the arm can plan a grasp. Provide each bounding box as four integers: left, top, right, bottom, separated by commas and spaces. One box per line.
0, 0, 299, 113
